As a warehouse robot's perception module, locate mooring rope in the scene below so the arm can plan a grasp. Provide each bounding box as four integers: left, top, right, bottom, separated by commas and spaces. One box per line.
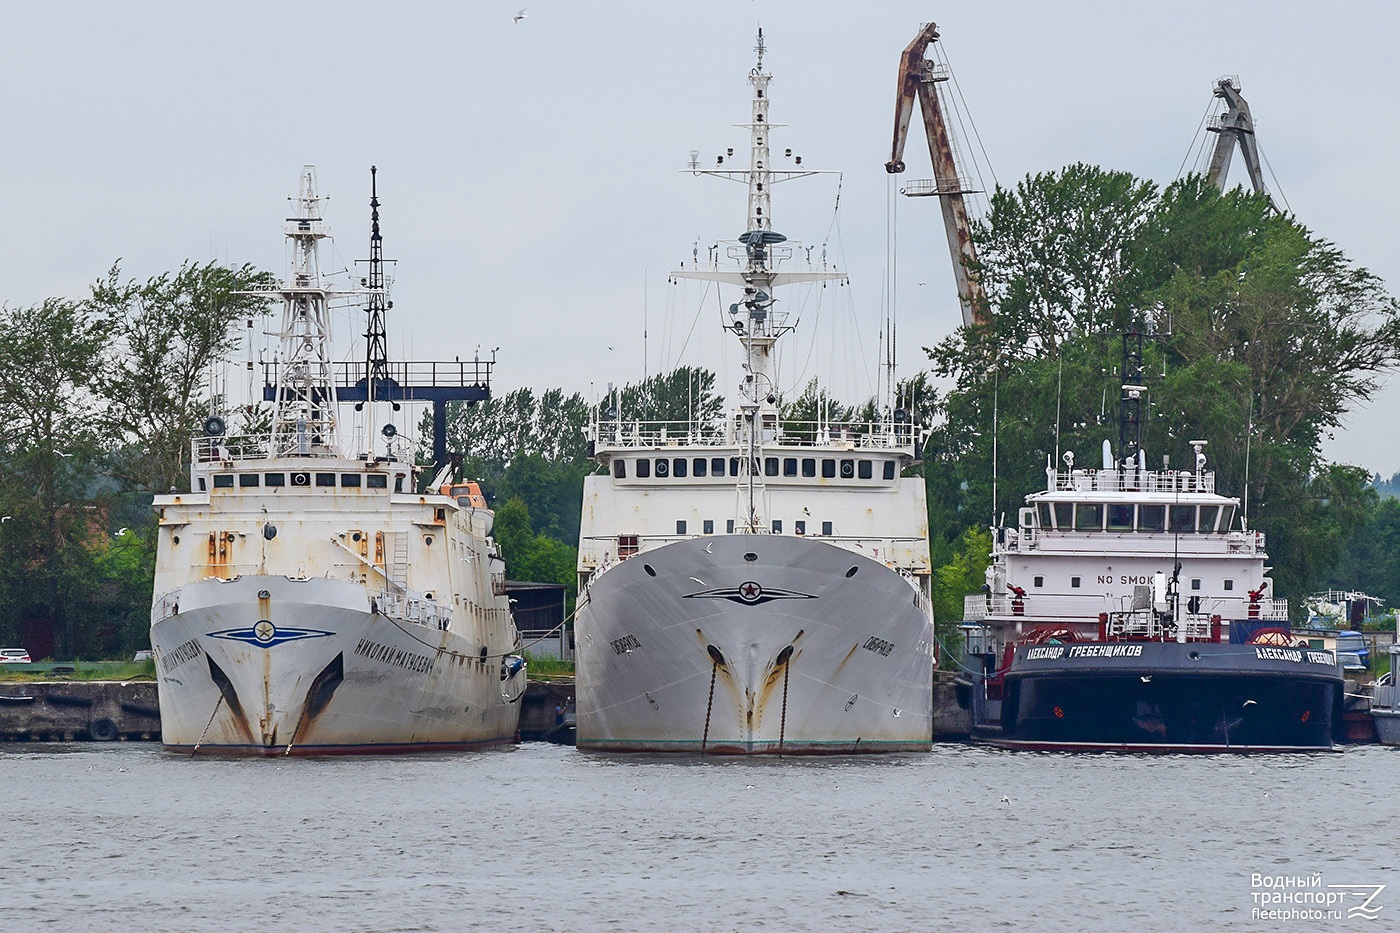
191, 693, 225, 758
700, 659, 718, 755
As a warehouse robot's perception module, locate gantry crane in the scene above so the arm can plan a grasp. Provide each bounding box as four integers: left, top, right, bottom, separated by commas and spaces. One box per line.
886, 22, 988, 328
1206, 76, 1280, 213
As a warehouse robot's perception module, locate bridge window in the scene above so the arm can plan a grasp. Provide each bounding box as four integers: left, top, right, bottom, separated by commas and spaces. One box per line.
1220, 505, 1236, 531
840, 459, 855, 479
1168, 505, 1196, 534
1107, 503, 1134, 532
712, 457, 727, 476
1037, 503, 1053, 529
340, 474, 361, 487
729, 457, 741, 476
1074, 503, 1103, 531
783, 458, 798, 477
693, 458, 707, 477
1199, 505, 1219, 532
239, 474, 260, 487
213, 474, 234, 488
367, 474, 387, 489
1138, 504, 1165, 532
1053, 503, 1073, 530
795, 520, 806, 535
802, 458, 816, 477
315, 472, 336, 487
703, 520, 714, 534
673, 458, 687, 478
613, 460, 627, 478
772, 520, 782, 533
883, 460, 896, 480
821, 521, 833, 535
821, 459, 836, 478
676, 520, 687, 534
265, 472, 286, 486
726, 520, 735, 533
655, 459, 669, 478
858, 460, 873, 479
636, 458, 651, 478
765, 457, 779, 477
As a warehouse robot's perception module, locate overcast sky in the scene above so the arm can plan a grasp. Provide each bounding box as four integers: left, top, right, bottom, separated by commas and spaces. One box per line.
4, 1, 1398, 473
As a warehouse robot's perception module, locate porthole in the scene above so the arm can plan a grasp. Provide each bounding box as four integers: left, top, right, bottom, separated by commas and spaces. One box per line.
846, 566, 859, 578
424, 535, 434, 546
171, 535, 180, 545
743, 552, 758, 563
644, 564, 657, 577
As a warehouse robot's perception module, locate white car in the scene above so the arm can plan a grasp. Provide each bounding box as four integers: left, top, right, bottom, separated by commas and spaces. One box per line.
0, 648, 32, 663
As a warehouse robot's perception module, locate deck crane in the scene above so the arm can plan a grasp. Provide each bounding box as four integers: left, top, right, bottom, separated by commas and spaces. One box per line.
885, 22, 988, 328
1205, 76, 1280, 212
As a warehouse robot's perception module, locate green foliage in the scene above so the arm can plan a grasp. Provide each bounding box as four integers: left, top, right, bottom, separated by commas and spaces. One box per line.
89, 261, 279, 494
926, 167, 1400, 600
493, 498, 578, 597
932, 526, 991, 665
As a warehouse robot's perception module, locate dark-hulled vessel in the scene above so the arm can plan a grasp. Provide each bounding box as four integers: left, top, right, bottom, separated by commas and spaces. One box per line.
962, 328, 1342, 752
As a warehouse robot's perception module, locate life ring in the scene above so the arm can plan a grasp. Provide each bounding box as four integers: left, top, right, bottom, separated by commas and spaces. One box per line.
90, 718, 118, 742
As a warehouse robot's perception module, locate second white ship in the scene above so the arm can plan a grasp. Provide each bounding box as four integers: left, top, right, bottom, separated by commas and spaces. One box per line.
573, 32, 934, 755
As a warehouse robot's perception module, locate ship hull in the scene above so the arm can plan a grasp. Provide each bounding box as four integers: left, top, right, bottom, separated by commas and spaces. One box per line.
152, 576, 522, 756
575, 536, 933, 754
971, 641, 1342, 752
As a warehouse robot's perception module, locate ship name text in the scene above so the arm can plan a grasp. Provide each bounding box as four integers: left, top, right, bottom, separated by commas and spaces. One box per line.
354, 638, 434, 674
611, 634, 642, 655
862, 636, 894, 657
160, 638, 204, 673
1255, 647, 1336, 665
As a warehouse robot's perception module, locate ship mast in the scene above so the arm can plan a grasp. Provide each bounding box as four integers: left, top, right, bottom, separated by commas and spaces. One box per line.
361, 165, 396, 457
269, 166, 340, 457
673, 29, 844, 531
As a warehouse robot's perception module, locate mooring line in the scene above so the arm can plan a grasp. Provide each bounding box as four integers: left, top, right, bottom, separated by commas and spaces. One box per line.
191, 693, 225, 757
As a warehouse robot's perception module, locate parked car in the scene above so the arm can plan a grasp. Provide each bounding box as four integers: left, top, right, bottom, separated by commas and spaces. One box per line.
1336, 631, 1370, 670
0, 648, 32, 663
132, 650, 153, 662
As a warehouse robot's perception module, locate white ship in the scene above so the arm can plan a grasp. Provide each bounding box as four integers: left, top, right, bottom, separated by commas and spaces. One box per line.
150, 167, 525, 755
573, 33, 935, 755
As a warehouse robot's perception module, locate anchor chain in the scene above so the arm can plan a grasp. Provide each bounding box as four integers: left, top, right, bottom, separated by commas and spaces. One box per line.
778, 662, 790, 757
701, 659, 718, 755
191, 693, 225, 757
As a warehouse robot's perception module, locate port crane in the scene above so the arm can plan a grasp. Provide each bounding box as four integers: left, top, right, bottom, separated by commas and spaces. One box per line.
1205, 76, 1280, 212
885, 21, 988, 328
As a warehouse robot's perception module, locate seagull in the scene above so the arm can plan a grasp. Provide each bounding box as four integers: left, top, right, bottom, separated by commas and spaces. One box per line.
704, 542, 714, 553
999, 796, 1011, 804
57, 450, 73, 457
1243, 699, 1257, 707
116, 528, 129, 536
1140, 675, 1152, 683
513, 8, 527, 24
689, 577, 705, 585
0, 516, 9, 522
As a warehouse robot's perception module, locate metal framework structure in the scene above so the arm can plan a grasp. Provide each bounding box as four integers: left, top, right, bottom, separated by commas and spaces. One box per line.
1206, 76, 1280, 213
886, 22, 988, 328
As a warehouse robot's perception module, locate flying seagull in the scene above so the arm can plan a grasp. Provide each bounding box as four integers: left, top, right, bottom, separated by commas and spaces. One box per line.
513, 8, 527, 23
116, 527, 129, 536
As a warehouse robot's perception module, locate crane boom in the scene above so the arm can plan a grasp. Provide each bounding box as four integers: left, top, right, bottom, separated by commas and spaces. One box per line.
1206, 76, 1280, 212
886, 22, 988, 328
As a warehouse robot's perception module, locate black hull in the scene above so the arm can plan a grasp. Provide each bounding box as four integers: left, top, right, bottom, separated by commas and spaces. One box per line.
971, 642, 1343, 752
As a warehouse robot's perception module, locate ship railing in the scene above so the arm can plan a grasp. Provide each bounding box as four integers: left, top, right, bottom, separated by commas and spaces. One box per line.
191, 432, 351, 463
1107, 611, 1216, 642
374, 590, 453, 631
965, 592, 1291, 625
580, 533, 931, 573
152, 590, 181, 624
590, 418, 918, 453
1049, 467, 1216, 495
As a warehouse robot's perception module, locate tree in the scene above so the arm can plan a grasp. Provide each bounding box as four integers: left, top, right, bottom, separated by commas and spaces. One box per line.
0, 298, 110, 655
925, 167, 1400, 603
89, 261, 278, 494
